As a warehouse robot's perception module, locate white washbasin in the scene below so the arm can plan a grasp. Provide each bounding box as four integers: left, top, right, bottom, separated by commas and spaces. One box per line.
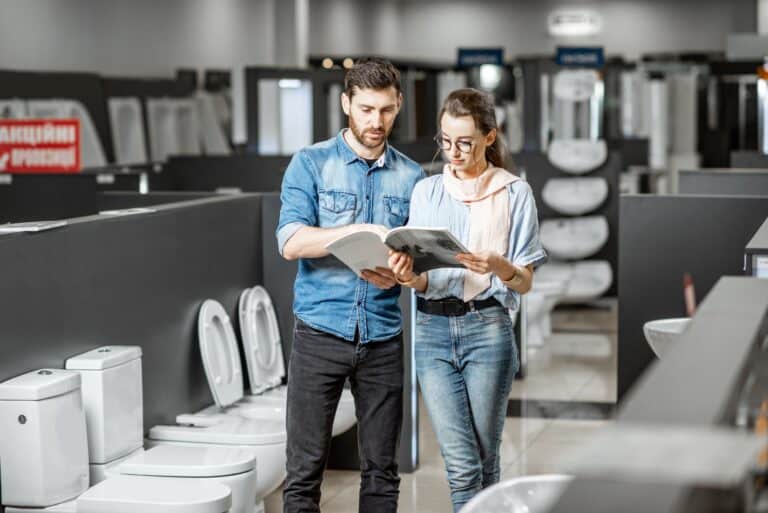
643, 317, 691, 358
108, 97, 148, 164
461, 474, 573, 513
540, 216, 609, 260
547, 138, 607, 174
542, 177, 609, 216
553, 69, 599, 102
537, 261, 612, 303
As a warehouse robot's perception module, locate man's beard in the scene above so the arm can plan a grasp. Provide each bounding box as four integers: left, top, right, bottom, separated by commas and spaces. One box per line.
348, 116, 388, 149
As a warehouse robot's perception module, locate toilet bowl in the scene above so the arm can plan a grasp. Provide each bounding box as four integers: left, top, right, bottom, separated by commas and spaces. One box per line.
147, 298, 289, 511
192, 288, 357, 437
0, 369, 232, 513
461, 474, 573, 513
643, 317, 691, 358
540, 216, 609, 260
547, 139, 607, 175
542, 177, 609, 216
26, 99, 107, 169
527, 278, 570, 347
537, 261, 612, 303
108, 97, 148, 164
64, 346, 258, 513
236, 286, 356, 435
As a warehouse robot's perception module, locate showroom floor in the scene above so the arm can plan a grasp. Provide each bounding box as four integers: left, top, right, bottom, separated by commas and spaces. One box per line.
265, 300, 618, 512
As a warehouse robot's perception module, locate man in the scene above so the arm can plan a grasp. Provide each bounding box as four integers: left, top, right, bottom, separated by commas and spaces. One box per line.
276, 57, 425, 513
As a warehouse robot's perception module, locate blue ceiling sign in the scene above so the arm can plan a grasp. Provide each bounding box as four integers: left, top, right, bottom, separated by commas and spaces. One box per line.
457, 48, 504, 68
556, 46, 605, 68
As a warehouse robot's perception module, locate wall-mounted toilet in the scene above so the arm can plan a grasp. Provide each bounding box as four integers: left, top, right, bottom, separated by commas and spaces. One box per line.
526, 278, 569, 347
64, 346, 258, 513
0, 368, 232, 513
542, 177, 609, 216
540, 216, 609, 260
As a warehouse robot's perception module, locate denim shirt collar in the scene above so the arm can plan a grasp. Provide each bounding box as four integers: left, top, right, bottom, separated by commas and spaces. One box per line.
336, 130, 392, 169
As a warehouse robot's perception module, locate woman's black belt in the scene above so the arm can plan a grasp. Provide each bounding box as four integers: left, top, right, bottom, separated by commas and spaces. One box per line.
416, 296, 502, 317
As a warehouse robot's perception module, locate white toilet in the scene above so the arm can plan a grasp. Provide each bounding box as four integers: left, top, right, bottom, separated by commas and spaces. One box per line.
64, 346, 258, 513
147, 296, 290, 512
526, 278, 569, 347
193, 286, 356, 437
0, 368, 232, 513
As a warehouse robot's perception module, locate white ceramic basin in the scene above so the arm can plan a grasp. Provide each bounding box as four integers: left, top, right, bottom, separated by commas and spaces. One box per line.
537, 261, 612, 303
547, 139, 607, 174
553, 69, 599, 102
461, 474, 573, 513
542, 177, 609, 216
540, 216, 609, 260
643, 317, 691, 358
108, 97, 148, 164
27, 99, 107, 168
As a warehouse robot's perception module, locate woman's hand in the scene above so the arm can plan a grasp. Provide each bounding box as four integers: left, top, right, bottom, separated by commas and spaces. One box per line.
456, 250, 514, 279
388, 250, 415, 281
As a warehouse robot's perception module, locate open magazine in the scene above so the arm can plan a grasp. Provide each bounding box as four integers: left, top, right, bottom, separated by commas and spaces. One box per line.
326, 226, 469, 275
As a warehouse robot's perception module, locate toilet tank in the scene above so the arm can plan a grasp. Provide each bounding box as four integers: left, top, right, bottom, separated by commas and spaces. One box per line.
65, 346, 144, 465
0, 369, 90, 507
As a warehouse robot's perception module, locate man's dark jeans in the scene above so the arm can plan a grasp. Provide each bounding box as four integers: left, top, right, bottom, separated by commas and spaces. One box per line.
283, 318, 404, 513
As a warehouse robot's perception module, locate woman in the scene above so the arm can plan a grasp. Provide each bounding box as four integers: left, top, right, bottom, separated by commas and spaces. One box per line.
389, 88, 547, 512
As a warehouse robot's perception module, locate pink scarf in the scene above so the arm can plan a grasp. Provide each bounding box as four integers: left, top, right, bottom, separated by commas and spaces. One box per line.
442, 164, 519, 301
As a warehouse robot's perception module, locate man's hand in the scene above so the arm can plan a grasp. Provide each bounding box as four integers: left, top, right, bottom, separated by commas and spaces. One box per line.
388, 250, 414, 281
361, 267, 398, 289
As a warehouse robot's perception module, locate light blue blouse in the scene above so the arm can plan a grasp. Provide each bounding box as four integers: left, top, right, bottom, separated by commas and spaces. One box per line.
407, 174, 547, 310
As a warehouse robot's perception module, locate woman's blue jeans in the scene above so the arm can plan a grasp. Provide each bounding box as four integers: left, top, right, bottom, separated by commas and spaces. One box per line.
415, 305, 519, 513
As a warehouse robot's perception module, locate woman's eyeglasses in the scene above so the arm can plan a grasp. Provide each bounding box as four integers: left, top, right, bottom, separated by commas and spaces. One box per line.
434, 134, 474, 154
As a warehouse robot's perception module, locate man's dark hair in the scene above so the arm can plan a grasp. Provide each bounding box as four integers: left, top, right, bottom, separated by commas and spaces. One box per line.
344, 57, 401, 98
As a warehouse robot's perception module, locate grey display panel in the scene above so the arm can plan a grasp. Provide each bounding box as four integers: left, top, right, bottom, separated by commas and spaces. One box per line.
678, 168, 768, 195
0, 195, 263, 431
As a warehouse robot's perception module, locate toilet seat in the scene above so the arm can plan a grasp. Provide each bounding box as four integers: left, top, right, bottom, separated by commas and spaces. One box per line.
77, 475, 231, 513
151, 415, 286, 445
118, 444, 256, 478
238, 286, 285, 394
198, 299, 243, 408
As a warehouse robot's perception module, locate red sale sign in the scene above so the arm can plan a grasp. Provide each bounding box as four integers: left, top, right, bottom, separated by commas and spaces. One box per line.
0, 119, 81, 174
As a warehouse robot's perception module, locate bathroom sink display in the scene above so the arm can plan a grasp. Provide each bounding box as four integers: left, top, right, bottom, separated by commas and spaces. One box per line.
540, 216, 609, 260
462, 474, 573, 513
643, 318, 691, 357
553, 69, 599, 101
537, 261, 612, 303
547, 139, 607, 174
542, 177, 609, 216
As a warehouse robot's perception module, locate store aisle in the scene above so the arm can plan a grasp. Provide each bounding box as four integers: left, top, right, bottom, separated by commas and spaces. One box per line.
264, 302, 617, 513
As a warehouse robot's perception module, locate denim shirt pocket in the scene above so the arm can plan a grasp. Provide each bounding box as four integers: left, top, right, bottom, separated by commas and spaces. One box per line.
319, 189, 357, 227
383, 195, 410, 228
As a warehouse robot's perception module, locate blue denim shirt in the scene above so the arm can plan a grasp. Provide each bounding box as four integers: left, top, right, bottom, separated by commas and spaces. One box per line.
408, 174, 547, 310
277, 131, 426, 343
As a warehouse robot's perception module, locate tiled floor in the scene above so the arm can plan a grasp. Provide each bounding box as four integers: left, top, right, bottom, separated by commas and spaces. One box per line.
264, 301, 617, 512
